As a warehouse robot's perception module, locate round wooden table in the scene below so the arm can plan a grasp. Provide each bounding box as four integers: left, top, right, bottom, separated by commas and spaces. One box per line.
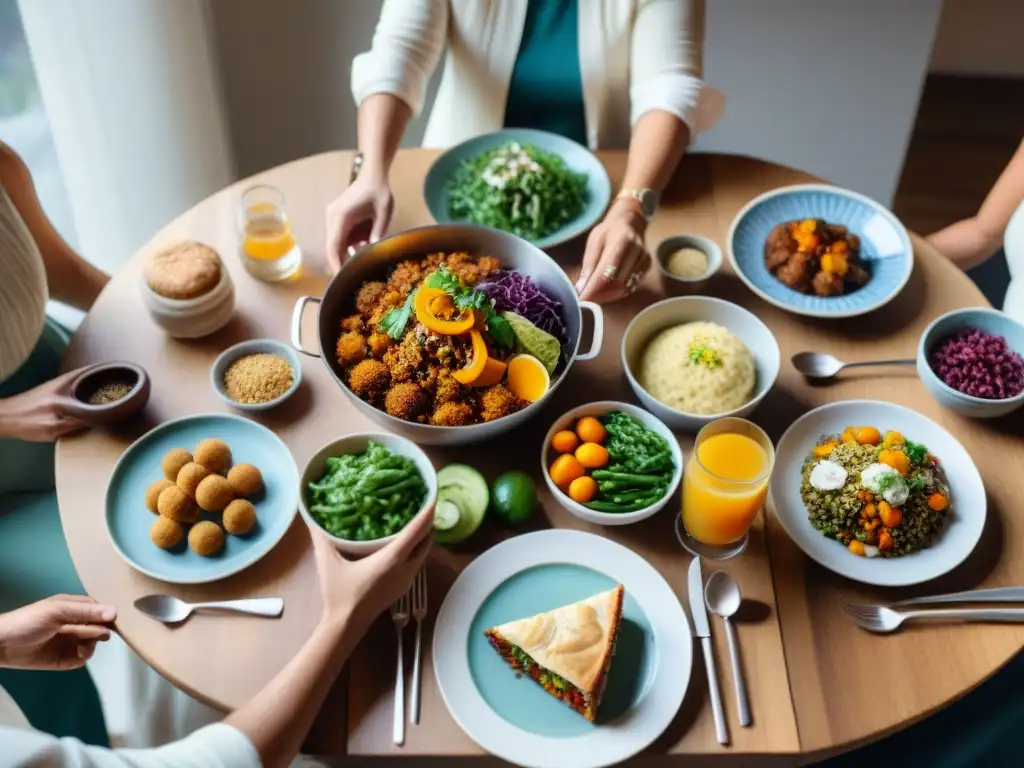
57, 151, 1024, 761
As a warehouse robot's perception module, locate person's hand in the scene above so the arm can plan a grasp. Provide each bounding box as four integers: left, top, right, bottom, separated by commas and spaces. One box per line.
324, 173, 394, 274
576, 200, 652, 303
0, 595, 116, 671
0, 367, 88, 442
309, 506, 433, 634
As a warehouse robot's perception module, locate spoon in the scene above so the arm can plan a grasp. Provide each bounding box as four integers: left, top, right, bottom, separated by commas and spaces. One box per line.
792, 351, 915, 381
704, 572, 751, 727
134, 595, 284, 624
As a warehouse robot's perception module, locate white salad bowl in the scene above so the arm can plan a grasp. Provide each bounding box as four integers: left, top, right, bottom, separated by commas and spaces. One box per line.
541, 401, 683, 526
770, 400, 986, 587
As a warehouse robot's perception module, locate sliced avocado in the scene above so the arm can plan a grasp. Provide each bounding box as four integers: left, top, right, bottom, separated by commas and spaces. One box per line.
433, 464, 489, 544
433, 498, 462, 531
501, 311, 560, 375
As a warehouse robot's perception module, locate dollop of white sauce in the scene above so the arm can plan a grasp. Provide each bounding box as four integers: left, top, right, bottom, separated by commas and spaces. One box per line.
863, 544, 880, 558
860, 463, 910, 506
809, 460, 848, 491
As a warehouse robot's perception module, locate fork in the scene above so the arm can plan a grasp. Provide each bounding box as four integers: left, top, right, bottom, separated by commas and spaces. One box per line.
842, 602, 1024, 634
410, 569, 428, 725
390, 591, 410, 746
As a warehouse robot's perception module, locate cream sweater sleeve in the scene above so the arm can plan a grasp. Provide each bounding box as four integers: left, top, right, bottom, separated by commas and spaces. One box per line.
350, 0, 449, 117
629, 0, 720, 133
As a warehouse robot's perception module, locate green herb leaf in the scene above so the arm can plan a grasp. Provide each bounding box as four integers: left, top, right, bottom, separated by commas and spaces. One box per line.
908, 474, 928, 491
486, 314, 515, 348
424, 266, 461, 294
380, 291, 417, 340
904, 439, 928, 464
877, 472, 899, 493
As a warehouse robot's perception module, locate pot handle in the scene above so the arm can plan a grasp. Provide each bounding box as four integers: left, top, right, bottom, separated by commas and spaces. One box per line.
575, 301, 604, 362
290, 296, 322, 358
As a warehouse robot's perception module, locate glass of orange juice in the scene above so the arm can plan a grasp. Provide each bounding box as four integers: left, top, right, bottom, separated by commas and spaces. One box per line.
238, 185, 302, 281
678, 417, 775, 560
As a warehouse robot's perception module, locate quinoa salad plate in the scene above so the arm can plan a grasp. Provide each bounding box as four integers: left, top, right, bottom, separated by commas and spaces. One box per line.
769, 400, 986, 587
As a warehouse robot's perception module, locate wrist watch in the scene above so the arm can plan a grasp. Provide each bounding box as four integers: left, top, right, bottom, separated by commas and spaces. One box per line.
616, 188, 659, 221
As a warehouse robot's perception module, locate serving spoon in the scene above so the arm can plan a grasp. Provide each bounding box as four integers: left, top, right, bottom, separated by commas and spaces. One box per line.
792, 351, 915, 382
704, 571, 751, 727
134, 595, 284, 625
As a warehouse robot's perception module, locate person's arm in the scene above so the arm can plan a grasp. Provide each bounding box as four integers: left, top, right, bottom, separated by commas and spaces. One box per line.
927, 139, 1024, 270
578, 0, 717, 301
0, 141, 108, 310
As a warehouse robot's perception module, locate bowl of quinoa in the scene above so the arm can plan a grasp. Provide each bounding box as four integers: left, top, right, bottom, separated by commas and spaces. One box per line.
211, 339, 301, 412
918, 308, 1024, 419
771, 400, 985, 587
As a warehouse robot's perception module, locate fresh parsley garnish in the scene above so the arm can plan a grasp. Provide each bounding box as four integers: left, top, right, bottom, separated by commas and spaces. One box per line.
688, 342, 723, 369
908, 474, 928, 491
877, 472, 900, 493
422, 266, 514, 348
380, 290, 417, 340
904, 439, 928, 464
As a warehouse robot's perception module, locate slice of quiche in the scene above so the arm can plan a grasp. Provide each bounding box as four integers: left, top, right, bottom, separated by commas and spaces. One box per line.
484, 584, 624, 722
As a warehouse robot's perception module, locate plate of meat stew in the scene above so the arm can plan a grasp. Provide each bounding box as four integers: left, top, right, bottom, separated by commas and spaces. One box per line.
727, 184, 913, 318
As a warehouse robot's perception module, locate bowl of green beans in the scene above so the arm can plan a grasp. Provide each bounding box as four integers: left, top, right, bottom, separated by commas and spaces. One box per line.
299, 433, 437, 555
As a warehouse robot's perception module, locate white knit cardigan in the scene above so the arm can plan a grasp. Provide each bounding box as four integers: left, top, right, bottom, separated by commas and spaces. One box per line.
351, 0, 724, 150
0, 184, 48, 382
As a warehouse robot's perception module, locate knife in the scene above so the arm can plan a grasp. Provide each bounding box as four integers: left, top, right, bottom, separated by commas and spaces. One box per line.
688, 557, 729, 746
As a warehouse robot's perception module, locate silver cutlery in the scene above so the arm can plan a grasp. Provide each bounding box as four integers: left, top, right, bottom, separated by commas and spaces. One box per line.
843, 603, 1024, 634
705, 572, 751, 727
688, 557, 728, 746
892, 586, 1024, 608
410, 569, 428, 725
134, 595, 283, 624
390, 591, 411, 746
792, 351, 915, 382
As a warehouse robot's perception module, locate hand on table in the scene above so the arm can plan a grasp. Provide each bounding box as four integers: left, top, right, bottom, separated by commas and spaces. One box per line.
310, 506, 433, 634
0, 367, 89, 442
0, 595, 116, 670
324, 173, 394, 274
576, 200, 652, 303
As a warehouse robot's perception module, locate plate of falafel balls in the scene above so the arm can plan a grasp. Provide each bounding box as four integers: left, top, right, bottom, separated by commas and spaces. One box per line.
105, 413, 299, 584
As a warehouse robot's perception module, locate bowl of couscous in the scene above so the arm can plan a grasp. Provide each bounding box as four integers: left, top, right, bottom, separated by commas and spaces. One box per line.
211, 339, 302, 412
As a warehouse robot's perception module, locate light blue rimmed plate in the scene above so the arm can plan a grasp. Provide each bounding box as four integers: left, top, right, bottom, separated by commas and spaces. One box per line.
423, 128, 612, 250
770, 400, 985, 587
105, 413, 299, 585
727, 184, 914, 318
433, 530, 691, 768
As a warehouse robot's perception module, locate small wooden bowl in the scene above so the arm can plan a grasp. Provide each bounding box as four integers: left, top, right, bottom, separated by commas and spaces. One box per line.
62, 362, 151, 426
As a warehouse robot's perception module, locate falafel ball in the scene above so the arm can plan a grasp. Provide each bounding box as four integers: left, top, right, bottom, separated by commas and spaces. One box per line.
434, 370, 463, 406
481, 384, 524, 422
156, 485, 198, 523
195, 474, 234, 512
161, 448, 193, 481
226, 463, 263, 497
431, 401, 475, 427
347, 359, 390, 398
336, 331, 367, 366
384, 382, 428, 421
355, 281, 387, 319
145, 479, 174, 514
188, 521, 224, 557
149, 515, 184, 550
176, 461, 210, 498
367, 332, 391, 359
223, 499, 257, 535
194, 438, 231, 474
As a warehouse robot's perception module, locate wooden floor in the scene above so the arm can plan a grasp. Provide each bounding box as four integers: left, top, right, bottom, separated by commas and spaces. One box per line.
893, 74, 1024, 236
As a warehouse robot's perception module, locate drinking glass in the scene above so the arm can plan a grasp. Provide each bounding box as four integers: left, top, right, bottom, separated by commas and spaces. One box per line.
677, 417, 775, 560
238, 185, 302, 281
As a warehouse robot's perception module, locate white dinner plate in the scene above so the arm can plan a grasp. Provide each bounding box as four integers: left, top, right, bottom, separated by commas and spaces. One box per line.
770, 400, 986, 587
433, 529, 691, 768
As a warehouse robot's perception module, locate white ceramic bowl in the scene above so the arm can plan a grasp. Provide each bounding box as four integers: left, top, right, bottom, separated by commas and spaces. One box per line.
655, 234, 722, 283
140, 267, 235, 339
770, 400, 985, 587
541, 401, 683, 526
211, 338, 303, 412
621, 296, 781, 432
298, 432, 438, 556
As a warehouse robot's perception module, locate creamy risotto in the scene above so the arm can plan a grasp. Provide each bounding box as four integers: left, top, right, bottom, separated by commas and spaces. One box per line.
638, 321, 755, 415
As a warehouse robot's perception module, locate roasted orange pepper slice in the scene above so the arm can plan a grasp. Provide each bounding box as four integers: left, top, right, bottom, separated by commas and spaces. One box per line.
452, 330, 488, 384
414, 288, 475, 335
471, 357, 508, 387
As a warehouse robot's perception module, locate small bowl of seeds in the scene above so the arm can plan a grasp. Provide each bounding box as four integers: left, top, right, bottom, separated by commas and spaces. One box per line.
69, 362, 151, 426
655, 234, 722, 284
211, 339, 302, 412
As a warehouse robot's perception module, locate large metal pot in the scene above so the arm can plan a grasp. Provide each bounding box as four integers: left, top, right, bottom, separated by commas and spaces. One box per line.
291, 224, 604, 445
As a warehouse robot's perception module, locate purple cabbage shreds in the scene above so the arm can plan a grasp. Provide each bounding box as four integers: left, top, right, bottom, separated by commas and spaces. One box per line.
929, 328, 1024, 400
478, 270, 568, 344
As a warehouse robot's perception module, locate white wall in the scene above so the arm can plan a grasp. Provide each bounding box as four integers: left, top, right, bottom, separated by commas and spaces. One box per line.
930, 0, 1024, 77
211, 0, 942, 207
18, 0, 235, 274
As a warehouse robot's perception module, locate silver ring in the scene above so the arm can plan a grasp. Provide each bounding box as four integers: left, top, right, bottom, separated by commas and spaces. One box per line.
626, 271, 642, 294
602, 264, 619, 281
